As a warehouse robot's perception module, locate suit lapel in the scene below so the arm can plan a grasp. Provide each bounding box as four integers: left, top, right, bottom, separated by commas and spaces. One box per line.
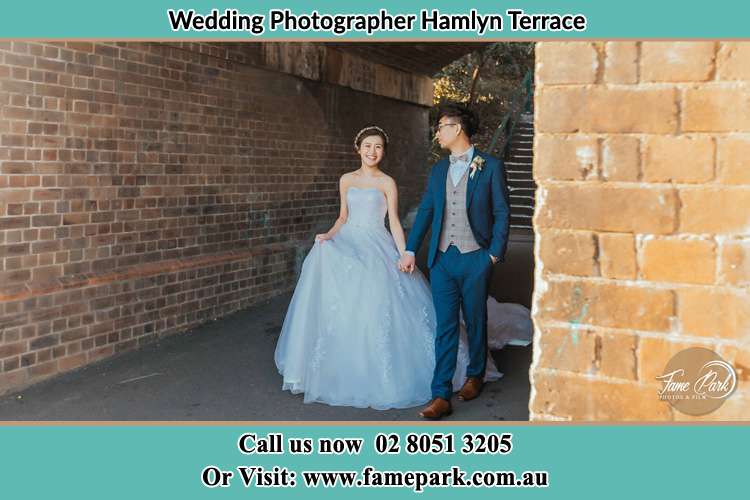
466, 149, 482, 208
436, 159, 449, 214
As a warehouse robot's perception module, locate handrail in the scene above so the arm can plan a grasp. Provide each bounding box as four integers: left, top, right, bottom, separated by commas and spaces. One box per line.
486, 69, 533, 158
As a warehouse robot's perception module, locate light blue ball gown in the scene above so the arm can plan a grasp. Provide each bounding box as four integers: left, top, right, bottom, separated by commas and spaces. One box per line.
274, 186, 501, 410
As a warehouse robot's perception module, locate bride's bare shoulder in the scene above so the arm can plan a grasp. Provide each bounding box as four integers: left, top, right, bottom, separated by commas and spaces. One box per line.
378, 175, 398, 198
339, 171, 357, 186
381, 174, 397, 188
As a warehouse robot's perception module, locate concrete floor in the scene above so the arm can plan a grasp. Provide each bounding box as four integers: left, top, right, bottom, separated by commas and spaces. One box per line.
0, 293, 532, 421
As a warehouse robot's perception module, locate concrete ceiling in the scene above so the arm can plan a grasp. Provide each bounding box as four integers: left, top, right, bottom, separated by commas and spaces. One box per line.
323, 43, 492, 76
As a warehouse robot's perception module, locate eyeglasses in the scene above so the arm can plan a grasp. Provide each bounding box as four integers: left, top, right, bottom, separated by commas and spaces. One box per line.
434, 122, 459, 134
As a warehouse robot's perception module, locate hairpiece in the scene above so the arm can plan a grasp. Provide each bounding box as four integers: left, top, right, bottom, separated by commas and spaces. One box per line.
354, 126, 390, 149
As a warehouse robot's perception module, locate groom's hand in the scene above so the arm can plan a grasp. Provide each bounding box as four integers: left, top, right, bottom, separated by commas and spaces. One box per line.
399, 252, 416, 274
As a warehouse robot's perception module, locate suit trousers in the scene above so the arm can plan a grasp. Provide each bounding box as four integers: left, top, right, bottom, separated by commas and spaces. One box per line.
429, 244, 493, 400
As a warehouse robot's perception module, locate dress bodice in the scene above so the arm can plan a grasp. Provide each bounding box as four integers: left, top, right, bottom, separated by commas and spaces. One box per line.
346, 187, 387, 228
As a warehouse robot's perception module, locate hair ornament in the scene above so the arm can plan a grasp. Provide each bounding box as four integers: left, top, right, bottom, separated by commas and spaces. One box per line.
354, 125, 389, 148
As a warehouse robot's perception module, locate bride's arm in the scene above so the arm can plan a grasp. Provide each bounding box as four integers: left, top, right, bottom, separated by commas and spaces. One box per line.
384, 178, 407, 255
316, 175, 349, 241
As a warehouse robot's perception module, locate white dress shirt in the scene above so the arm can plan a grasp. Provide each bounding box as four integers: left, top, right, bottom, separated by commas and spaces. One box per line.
448, 146, 474, 187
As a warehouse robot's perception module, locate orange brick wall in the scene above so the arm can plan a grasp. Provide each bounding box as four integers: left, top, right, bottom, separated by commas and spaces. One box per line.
530, 42, 750, 420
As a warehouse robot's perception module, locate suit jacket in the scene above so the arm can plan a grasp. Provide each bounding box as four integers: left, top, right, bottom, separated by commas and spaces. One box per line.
405, 149, 511, 268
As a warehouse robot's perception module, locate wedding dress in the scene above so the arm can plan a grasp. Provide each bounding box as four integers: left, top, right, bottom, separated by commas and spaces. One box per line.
274, 186, 501, 410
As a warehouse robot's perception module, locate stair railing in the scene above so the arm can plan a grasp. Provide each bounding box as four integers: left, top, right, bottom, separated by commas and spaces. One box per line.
486, 69, 533, 160
485, 69, 534, 234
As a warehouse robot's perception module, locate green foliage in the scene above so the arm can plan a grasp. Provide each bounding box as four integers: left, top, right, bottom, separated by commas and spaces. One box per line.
430, 42, 535, 159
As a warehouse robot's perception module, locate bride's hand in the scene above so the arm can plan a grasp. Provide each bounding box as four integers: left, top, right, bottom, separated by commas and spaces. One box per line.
399, 253, 416, 274
315, 233, 332, 244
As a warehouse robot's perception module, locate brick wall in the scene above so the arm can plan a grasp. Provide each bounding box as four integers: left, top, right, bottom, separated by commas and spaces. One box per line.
531, 42, 750, 420
0, 42, 430, 395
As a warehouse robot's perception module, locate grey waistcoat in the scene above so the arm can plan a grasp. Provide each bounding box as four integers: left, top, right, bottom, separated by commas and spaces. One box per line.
438, 169, 480, 253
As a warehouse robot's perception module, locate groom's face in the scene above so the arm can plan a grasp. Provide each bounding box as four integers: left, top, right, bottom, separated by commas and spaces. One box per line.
435, 116, 461, 150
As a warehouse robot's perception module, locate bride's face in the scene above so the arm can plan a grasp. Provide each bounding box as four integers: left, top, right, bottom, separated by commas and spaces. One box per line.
358, 135, 385, 167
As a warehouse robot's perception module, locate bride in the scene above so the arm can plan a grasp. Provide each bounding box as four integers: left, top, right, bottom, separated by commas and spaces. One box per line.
274, 126, 500, 410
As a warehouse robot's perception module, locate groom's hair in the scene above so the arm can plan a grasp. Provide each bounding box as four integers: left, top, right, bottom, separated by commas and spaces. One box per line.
436, 103, 479, 138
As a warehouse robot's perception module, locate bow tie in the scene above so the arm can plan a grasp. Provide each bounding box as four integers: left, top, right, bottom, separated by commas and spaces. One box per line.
449, 153, 469, 164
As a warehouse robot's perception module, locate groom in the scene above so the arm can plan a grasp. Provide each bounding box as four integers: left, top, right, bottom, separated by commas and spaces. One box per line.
399, 103, 510, 420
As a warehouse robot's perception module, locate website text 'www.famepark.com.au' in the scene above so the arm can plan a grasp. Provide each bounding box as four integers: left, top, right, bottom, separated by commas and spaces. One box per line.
203, 465, 549, 492
200, 431, 549, 492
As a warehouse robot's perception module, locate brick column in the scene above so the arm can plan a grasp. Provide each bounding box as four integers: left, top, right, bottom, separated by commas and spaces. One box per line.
531, 42, 749, 420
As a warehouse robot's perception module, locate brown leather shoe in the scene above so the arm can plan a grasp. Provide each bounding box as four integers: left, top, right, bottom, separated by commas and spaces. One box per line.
457, 377, 483, 401
419, 397, 452, 420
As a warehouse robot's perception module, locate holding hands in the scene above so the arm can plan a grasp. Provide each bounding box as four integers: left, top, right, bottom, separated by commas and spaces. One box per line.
398, 252, 416, 274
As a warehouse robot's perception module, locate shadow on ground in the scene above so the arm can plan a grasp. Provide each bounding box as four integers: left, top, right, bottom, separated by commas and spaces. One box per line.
0, 293, 531, 421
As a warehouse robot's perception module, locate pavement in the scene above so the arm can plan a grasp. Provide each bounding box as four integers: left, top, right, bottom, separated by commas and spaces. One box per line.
0, 293, 531, 421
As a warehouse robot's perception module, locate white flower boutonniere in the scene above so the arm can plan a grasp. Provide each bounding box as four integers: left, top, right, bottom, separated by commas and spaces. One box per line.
469, 156, 485, 180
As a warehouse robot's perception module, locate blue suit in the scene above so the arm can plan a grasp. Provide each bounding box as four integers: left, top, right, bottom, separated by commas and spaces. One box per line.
406, 149, 510, 399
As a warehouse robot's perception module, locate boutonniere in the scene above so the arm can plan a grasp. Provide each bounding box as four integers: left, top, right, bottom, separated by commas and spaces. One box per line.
469, 156, 485, 179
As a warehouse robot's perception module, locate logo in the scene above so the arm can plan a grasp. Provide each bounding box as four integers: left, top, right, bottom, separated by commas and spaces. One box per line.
656, 347, 737, 415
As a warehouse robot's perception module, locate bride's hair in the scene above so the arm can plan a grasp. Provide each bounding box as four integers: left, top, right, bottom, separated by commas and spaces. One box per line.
354, 126, 389, 152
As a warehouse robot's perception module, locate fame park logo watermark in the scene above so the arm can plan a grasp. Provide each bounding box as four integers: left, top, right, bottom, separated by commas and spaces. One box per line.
656, 347, 737, 416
